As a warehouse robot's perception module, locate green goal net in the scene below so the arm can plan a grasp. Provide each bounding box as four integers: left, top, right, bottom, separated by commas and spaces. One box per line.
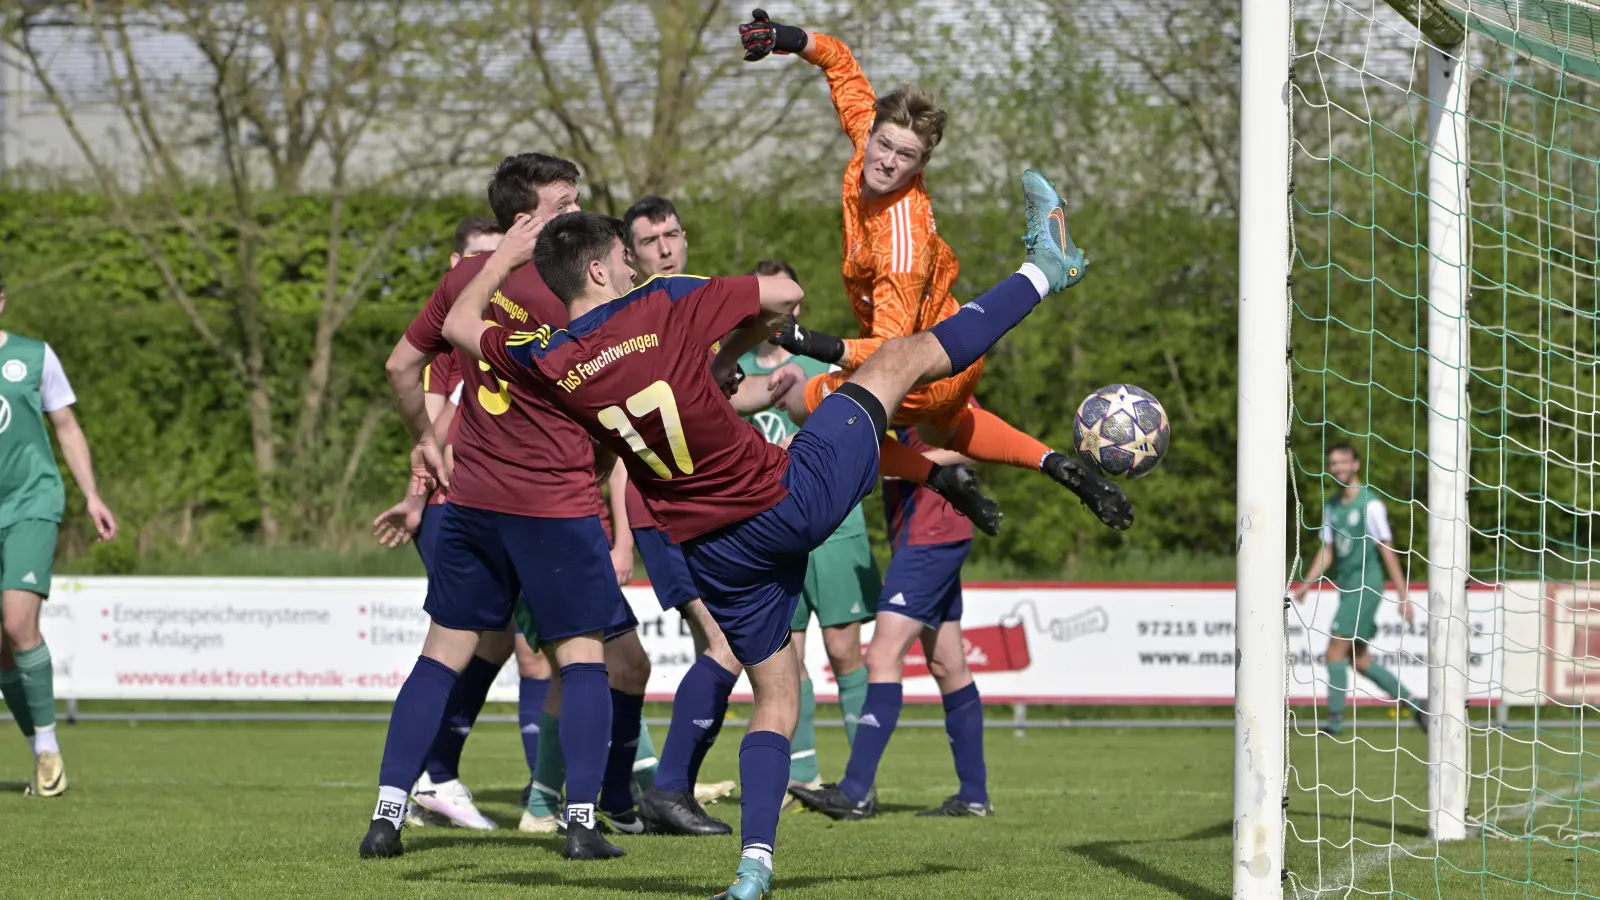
1287, 0, 1600, 896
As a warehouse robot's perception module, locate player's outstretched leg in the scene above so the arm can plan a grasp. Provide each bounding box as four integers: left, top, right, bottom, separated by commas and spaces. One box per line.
1015, 169, 1132, 530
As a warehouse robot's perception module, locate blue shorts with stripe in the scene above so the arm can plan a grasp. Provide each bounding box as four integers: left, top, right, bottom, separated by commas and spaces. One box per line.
633, 526, 698, 611
880, 539, 972, 629
681, 392, 881, 666
424, 504, 636, 643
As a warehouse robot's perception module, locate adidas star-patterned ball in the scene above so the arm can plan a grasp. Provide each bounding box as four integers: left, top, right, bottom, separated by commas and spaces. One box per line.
1072, 384, 1171, 478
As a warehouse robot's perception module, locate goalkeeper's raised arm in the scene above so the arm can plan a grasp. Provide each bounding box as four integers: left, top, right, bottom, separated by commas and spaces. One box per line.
740, 10, 877, 148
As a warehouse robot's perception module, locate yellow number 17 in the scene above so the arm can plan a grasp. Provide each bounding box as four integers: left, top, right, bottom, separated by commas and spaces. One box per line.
597, 380, 695, 479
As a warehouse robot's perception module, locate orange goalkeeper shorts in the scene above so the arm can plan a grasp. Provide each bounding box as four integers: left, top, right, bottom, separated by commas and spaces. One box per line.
803, 357, 985, 431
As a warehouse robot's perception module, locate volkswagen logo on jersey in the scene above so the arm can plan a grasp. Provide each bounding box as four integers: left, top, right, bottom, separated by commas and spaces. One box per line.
0, 395, 11, 435
752, 410, 787, 444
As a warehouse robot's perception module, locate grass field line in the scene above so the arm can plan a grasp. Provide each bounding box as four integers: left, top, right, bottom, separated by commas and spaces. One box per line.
1306, 771, 1600, 897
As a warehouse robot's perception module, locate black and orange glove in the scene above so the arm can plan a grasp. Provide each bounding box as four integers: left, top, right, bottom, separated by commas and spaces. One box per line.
739, 8, 808, 62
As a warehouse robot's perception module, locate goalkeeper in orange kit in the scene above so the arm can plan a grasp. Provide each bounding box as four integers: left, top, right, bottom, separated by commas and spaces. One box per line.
739, 10, 1131, 535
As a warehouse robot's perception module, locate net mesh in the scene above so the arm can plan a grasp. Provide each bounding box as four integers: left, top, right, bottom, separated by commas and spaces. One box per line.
1288, 0, 1600, 895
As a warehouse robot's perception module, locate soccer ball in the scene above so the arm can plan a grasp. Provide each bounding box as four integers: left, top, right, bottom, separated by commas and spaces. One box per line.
1072, 384, 1171, 478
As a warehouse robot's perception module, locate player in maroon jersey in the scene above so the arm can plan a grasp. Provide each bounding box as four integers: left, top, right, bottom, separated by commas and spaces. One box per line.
370, 218, 550, 833
787, 400, 991, 821
437, 167, 1117, 898
361, 155, 650, 863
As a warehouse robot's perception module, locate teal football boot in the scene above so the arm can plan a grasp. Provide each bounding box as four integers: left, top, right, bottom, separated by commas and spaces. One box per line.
711, 857, 772, 899
1021, 169, 1088, 292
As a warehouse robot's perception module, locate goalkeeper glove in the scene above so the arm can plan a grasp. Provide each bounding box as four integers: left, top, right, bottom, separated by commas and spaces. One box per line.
771, 317, 845, 364
740, 8, 808, 62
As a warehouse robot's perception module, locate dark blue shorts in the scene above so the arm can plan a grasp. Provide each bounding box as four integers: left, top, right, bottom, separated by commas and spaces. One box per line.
415, 503, 446, 573
681, 392, 881, 666
633, 526, 698, 611
424, 504, 628, 643
880, 540, 972, 629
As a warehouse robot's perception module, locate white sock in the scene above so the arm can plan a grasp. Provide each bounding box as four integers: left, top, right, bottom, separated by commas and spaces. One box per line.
1017, 262, 1049, 298
31, 724, 58, 756
373, 785, 409, 828
742, 844, 773, 873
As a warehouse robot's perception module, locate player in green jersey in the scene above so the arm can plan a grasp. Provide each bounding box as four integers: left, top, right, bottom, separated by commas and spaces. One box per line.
730, 260, 878, 801
1293, 443, 1425, 736
0, 278, 118, 796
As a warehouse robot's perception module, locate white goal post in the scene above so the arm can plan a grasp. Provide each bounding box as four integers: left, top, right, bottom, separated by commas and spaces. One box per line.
1234, 1, 1475, 897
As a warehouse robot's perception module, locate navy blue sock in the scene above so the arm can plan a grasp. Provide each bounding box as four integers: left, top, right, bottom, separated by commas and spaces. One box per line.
739, 731, 790, 866
839, 682, 903, 804
943, 683, 989, 805
687, 662, 736, 787
423, 654, 501, 783
518, 676, 551, 780
558, 662, 612, 813
927, 273, 1044, 374
378, 656, 459, 790
657, 655, 737, 793
601, 689, 645, 815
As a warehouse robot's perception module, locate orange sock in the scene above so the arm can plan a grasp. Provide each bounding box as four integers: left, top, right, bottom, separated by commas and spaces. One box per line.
879, 438, 936, 484
948, 408, 1053, 471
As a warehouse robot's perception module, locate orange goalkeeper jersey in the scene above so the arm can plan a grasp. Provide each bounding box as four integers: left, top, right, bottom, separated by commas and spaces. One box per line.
808, 33, 962, 371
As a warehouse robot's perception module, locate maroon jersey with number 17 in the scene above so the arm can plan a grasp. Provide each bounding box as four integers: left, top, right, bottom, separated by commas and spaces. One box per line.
480, 274, 788, 544
403, 254, 602, 518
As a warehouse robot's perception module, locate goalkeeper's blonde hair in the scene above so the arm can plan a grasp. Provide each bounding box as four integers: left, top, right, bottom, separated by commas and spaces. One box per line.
873, 85, 946, 159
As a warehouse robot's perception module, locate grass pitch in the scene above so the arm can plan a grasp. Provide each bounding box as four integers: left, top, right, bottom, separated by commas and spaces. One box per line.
0, 713, 1593, 899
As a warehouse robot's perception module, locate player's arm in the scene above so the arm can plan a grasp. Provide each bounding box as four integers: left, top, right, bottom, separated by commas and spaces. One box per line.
385, 336, 437, 444
803, 34, 878, 147
607, 460, 632, 534
1292, 529, 1335, 603
1367, 499, 1412, 619
602, 457, 635, 584
442, 214, 540, 363
743, 13, 875, 148
41, 348, 115, 542
708, 275, 804, 389
729, 372, 777, 414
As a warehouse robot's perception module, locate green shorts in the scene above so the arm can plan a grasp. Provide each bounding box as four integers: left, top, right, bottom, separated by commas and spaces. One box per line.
513, 601, 537, 645
792, 535, 880, 632
0, 520, 57, 599
1331, 585, 1383, 642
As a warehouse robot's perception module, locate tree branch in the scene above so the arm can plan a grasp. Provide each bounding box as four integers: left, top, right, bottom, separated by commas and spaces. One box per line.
4, 16, 245, 377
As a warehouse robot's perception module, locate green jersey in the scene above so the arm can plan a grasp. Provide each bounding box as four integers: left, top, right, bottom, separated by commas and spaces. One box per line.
1322, 484, 1390, 594
0, 335, 72, 528
740, 349, 867, 543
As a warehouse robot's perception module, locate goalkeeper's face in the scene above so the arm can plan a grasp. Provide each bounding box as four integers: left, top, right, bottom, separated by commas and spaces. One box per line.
863, 124, 929, 197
